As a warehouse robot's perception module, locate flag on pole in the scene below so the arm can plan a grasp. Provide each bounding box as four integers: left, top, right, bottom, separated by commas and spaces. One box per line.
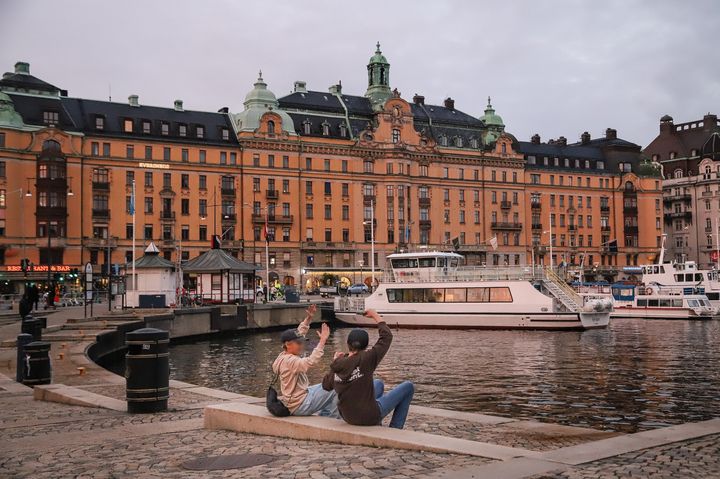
489, 236, 498, 250
263, 217, 269, 242
129, 187, 135, 216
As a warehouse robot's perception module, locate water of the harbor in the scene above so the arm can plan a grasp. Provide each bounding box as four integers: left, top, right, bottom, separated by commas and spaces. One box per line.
169, 318, 720, 433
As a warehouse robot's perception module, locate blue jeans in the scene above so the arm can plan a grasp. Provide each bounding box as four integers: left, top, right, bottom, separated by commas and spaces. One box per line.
375, 380, 415, 429
293, 384, 340, 419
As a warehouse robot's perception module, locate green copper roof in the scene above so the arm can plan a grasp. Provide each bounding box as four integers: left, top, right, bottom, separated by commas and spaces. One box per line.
236, 71, 296, 135
481, 96, 504, 127
0, 91, 24, 128
243, 71, 278, 106
369, 42, 388, 65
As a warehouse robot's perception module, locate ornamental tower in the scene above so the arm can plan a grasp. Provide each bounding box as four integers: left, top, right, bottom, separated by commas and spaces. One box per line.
365, 42, 392, 111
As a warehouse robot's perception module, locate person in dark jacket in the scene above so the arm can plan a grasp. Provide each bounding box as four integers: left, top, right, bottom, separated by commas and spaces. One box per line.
322, 309, 414, 429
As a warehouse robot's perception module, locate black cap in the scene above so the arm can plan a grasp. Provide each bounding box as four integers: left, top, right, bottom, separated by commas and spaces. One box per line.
280, 329, 308, 343
347, 329, 369, 351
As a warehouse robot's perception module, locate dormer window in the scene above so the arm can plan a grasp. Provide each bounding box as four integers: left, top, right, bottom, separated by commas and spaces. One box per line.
500, 142, 506, 153
439, 135, 447, 147
161, 122, 169, 136
221, 128, 229, 140
196, 126, 204, 138
597, 161, 605, 169
303, 119, 311, 135
392, 129, 400, 144
267, 120, 275, 136
470, 138, 479, 149
670, 151, 676, 159
95, 116, 105, 130
674, 169, 683, 178
455, 136, 463, 148
691, 149, 698, 157
339, 124, 347, 138
178, 124, 187, 137
43, 111, 59, 126
321, 122, 330, 136
123, 119, 133, 133
142, 121, 151, 134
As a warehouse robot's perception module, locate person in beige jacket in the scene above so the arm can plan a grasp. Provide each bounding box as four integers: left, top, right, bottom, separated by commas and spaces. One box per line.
271, 304, 339, 418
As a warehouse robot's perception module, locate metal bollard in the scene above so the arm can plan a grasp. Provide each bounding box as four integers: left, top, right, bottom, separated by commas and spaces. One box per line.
125, 328, 169, 413
16, 333, 33, 382
22, 341, 52, 386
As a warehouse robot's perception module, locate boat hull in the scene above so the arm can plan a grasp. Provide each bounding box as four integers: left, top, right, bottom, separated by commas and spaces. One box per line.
335, 311, 609, 330
611, 307, 713, 320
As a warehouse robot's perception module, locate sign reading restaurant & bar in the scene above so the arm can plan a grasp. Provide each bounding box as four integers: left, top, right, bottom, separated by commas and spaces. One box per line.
2, 265, 72, 272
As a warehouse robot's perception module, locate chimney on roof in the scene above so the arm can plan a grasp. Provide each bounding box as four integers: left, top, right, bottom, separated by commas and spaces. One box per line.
557, 136, 567, 146
703, 113, 717, 131
605, 128, 617, 140
218, 107, 229, 113
328, 82, 342, 94
548, 138, 556, 145
128, 94, 139, 107
581, 131, 591, 145
293, 81, 307, 93
14, 62, 29, 75
174, 99, 184, 111
413, 94, 425, 105
444, 97, 455, 110
531, 133, 541, 144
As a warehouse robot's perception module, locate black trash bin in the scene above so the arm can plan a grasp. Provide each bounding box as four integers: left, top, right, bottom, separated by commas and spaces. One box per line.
16, 333, 33, 382
125, 328, 169, 413
21, 318, 42, 341
285, 286, 300, 303
22, 341, 52, 386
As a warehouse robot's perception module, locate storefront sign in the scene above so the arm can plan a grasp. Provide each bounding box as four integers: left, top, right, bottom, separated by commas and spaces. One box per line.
138, 162, 170, 169
3, 265, 71, 272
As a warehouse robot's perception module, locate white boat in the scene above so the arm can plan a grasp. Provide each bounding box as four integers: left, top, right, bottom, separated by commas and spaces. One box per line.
610, 283, 715, 320
334, 251, 612, 330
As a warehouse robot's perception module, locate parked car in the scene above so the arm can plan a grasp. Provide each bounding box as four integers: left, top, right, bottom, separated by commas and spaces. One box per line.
347, 283, 369, 295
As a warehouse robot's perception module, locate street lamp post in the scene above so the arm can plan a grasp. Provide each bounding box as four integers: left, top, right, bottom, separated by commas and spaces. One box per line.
242, 202, 270, 303
363, 199, 375, 291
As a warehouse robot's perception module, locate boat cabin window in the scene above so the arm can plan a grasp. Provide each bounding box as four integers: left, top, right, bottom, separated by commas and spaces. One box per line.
707, 292, 719, 301
391, 258, 418, 269
418, 258, 436, 268
387, 287, 513, 303
673, 299, 683, 307
687, 299, 699, 307
637, 299, 647, 306
658, 299, 672, 307
437, 258, 446, 267
696, 273, 703, 281
648, 299, 659, 307
450, 258, 459, 268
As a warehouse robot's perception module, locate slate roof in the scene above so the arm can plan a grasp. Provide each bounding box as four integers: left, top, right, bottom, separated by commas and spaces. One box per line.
0, 72, 62, 94
516, 137, 643, 173
183, 248, 256, 273
126, 253, 175, 270
280, 91, 374, 116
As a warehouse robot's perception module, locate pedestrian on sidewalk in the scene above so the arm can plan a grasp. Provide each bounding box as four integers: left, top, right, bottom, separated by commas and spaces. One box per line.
271, 304, 339, 418
323, 309, 415, 429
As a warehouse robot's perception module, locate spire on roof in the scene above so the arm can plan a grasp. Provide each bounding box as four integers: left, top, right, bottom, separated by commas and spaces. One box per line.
376, 41, 381, 53
145, 242, 160, 255
487, 96, 492, 108
258, 69, 263, 81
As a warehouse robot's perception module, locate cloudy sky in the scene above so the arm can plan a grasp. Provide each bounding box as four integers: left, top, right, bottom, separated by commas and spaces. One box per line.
2, 0, 718, 146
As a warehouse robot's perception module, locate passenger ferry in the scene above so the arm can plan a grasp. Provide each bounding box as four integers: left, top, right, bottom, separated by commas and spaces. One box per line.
334, 251, 612, 330
611, 284, 716, 320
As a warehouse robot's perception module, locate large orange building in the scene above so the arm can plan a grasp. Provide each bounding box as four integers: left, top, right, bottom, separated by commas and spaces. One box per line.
0, 47, 663, 295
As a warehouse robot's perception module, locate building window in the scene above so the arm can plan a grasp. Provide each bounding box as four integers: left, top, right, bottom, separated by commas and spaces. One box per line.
95, 116, 105, 130
102, 143, 111, 156
144, 172, 153, 187
342, 183, 349, 197
306, 203, 313, 219
199, 225, 207, 241
324, 158, 331, 171
163, 147, 170, 161
339, 124, 347, 137
220, 152, 227, 164
0, 161, 5, 178
179, 124, 187, 137
324, 182, 332, 195
181, 149, 189, 162
392, 129, 400, 143
364, 161, 374, 174
305, 157, 312, 170
126, 144, 134, 159
161, 122, 169, 135
144, 225, 153, 240
322, 122, 330, 136
199, 175, 207, 189
142, 121, 151, 134
181, 198, 190, 215
221, 128, 229, 140
123, 119, 133, 133
143, 145, 151, 159
199, 150, 206, 163
144, 197, 153, 213
196, 126, 204, 138
199, 199, 207, 216
303, 120, 311, 135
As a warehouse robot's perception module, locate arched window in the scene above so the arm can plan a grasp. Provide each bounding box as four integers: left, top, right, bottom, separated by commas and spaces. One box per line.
42, 139, 61, 152
392, 129, 400, 144
624, 181, 635, 191
339, 124, 347, 138
267, 120, 275, 135
439, 135, 447, 147
674, 169, 684, 178
501, 143, 507, 154
455, 137, 463, 148
303, 120, 311, 135
470, 138, 479, 149
704, 165, 712, 178
321, 122, 330, 136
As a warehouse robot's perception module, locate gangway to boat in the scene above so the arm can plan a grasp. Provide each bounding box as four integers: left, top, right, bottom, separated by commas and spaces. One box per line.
543, 269, 584, 312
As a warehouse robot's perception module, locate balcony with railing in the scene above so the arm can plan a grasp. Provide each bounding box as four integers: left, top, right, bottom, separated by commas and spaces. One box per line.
663, 193, 692, 204
252, 214, 293, 224
664, 211, 692, 222
600, 205, 610, 212
500, 200, 512, 209
419, 219, 432, 230
624, 225, 639, 234
301, 241, 354, 251
491, 222, 522, 230
222, 213, 237, 222
568, 224, 577, 231
221, 186, 236, 197
601, 225, 611, 231
92, 181, 110, 191
623, 205, 638, 214
37, 206, 68, 219
531, 200, 541, 209
83, 237, 118, 249
419, 197, 431, 208
363, 194, 376, 205
532, 223, 543, 230
92, 208, 110, 220
160, 211, 176, 222
265, 189, 278, 199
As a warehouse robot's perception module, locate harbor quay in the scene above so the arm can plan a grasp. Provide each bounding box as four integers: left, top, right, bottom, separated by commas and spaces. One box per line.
1, 304, 720, 478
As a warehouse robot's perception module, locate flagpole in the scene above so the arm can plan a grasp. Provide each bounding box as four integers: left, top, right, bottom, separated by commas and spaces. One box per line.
131, 179, 136, 291
549, 212, 554, 273
265, 208, 270, 303
716, 217, 720, 271
370, 198, 375, 292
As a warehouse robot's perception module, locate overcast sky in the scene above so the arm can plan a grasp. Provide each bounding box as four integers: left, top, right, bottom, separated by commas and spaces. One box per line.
2, 0, 718, 146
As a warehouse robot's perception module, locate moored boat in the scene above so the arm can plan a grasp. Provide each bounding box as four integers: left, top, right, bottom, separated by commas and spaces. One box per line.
334, 251, 612, 330
610, 283, 716, 320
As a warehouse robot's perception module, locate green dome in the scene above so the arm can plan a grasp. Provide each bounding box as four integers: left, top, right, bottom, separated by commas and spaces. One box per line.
243, 71, 278, 107
369, 42, 388, 65
481, 96, 504, 127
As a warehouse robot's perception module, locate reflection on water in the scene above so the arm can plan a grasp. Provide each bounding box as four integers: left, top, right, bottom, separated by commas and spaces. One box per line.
170, 319, 720, 432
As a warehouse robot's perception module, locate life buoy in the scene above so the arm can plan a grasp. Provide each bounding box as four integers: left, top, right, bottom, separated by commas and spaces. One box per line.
646, 287, 655, 295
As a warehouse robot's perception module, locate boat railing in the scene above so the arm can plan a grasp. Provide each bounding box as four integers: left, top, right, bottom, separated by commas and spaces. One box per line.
335, 296, 365, 313
382, 265, 547, 283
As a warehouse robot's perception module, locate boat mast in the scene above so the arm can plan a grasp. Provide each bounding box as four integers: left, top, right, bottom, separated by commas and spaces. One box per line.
658, 233, 666, 266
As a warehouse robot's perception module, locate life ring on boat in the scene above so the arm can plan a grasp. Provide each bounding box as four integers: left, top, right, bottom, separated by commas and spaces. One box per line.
645, 286, 657, 295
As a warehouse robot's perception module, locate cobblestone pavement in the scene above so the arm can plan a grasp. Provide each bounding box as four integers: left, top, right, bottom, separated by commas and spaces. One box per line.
404, 414, 616, 452
527, 433, 720, 479
0, 389, 493, 479
79, 383, 227, 410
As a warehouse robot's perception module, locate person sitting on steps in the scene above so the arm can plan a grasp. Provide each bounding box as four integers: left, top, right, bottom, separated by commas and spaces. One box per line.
323, 309, 415, 429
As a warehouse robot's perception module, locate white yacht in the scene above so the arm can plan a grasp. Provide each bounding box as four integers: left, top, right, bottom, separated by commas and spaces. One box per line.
611, 284, 715, 320
334, 251, 612, 330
